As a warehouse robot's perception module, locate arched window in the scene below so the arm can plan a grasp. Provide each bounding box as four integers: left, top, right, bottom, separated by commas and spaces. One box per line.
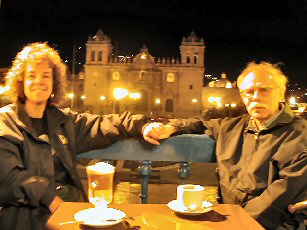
98, 51, 103, 61
112, 72, 120, 81
194, 53, 198, 64
165, 99, 173, 112
166, 73, 175, 83
186, 56, 190, 64
91, 51, 95, 61
139, 70, 145, 81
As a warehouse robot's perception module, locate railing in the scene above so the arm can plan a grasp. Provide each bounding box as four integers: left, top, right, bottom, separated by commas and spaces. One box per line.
77, 134, 216, 203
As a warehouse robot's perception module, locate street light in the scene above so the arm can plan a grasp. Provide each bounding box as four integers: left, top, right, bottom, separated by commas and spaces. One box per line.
113, 88, 129, 113
154, 98, 161, 116
289, 97, 296, 105
98, 95, 106, 114
208, 96, 215, 103
68, 93, 74, 109
129, 93, 141, 113
192, 98, 198, 115
129, 93, 141, 100
113, 88, 129, 100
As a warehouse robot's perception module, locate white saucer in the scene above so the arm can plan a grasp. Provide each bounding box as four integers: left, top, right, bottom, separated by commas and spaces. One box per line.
74, 207, 126, 228
167, 200, 213, 216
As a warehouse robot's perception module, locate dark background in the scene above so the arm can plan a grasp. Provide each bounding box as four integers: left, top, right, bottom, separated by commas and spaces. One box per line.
0, 0, 306, 87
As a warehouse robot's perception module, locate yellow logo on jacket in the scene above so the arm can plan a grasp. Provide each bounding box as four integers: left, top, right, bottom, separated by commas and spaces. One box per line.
58, 134, 68, 145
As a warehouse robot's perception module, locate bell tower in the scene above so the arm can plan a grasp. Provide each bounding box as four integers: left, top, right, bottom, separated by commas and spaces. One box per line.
180, 31, 205, 67
85, 29, 113, 64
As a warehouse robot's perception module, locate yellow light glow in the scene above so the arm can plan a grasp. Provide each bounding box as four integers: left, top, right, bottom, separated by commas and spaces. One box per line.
113, 88, 129, 100
192, 98, 198, 103
0, 86, 5, 95
225, 104, 230, 107
231, 103, 237, 107
100, 96, 106, 101
298, 107, 305, 112
81, 95, 86, 100
215, 97, 222, 103
140, 54, 147, 59
0, 85, 10, 94
289, 97, 296, 105
217, 103, 222, 107
129, 93, 141, 100
225, 82, 232, 88
155, 98, 161, 104
68, 93, 74, 99
298, 104, 306, 112
208, 96, 215, 103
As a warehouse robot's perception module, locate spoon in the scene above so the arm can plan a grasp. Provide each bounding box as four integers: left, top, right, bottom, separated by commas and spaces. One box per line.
60, 219, 119, 225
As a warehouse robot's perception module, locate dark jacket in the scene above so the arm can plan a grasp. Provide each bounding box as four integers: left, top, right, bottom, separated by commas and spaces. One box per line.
0, 103, 147, 230
169, 104, 307, 229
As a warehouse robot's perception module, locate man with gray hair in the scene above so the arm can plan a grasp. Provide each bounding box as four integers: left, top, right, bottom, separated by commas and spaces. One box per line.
143, 62, 307, 229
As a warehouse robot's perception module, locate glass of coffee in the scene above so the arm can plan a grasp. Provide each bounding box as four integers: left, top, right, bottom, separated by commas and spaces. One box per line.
86, 162, 115, 208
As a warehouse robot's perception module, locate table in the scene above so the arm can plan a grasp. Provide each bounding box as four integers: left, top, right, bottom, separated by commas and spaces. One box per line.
46, 202, 264, 230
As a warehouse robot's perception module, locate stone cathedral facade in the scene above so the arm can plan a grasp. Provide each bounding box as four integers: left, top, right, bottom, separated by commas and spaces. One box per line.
83, 29, 205, 118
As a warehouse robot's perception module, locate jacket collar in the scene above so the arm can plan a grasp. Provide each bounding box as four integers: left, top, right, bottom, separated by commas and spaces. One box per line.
15, 101, 69, 135
245, 103, 295, 133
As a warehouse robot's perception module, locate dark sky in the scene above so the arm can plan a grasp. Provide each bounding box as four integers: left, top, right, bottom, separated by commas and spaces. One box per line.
0, 0, 306, 87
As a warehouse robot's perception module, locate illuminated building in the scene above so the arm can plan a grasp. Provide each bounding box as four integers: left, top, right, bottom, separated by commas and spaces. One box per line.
83, 29, 205, 117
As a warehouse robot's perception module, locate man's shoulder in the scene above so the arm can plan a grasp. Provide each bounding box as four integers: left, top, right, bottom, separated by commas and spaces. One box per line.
290, 116, 307, 135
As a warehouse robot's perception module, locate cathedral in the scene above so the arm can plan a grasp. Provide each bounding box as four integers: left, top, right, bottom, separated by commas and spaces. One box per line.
83, 29, 205, 118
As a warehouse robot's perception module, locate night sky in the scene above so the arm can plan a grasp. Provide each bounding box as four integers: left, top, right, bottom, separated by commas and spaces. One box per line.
0, 0, 306, 87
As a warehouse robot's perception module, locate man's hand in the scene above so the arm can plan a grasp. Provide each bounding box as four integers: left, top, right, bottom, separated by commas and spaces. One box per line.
142, 122, 176, 145
49, 196, 64, 213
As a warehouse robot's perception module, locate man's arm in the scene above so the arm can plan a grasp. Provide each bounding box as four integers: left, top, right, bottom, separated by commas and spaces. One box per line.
142, 123, 177, 145
142, 116, 218, 145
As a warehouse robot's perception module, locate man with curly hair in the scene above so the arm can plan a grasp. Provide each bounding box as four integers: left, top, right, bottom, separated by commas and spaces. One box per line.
0, 42, 149, 229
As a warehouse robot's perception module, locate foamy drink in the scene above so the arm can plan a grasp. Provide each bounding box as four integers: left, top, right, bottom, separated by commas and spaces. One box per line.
86, 162, 115, 207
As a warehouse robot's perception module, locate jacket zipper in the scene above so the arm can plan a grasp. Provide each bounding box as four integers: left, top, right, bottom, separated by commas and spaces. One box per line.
254, 132, 260, 152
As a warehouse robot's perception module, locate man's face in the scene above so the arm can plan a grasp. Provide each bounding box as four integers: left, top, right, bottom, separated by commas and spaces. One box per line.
239, 72, 281, 123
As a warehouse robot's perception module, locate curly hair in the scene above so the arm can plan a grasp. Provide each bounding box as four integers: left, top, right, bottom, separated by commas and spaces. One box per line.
237, 61, 288, 101
5, 42, 67, 105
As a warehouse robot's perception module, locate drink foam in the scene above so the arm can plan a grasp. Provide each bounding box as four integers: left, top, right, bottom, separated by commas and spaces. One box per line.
86, 162, 115, 174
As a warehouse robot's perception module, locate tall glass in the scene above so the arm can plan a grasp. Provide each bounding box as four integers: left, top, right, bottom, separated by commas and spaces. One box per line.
86, 162, 115, 208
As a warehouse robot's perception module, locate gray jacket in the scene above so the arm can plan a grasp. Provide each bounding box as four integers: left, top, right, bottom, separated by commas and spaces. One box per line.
0, 103, 146, 230
169, 104, 307, 229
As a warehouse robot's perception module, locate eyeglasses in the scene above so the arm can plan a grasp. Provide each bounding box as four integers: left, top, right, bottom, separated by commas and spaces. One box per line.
240, 87, 274, 98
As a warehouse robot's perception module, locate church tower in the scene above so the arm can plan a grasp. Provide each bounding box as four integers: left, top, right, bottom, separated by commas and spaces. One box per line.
180, 31, 205, 67
85, 29, 113, 64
